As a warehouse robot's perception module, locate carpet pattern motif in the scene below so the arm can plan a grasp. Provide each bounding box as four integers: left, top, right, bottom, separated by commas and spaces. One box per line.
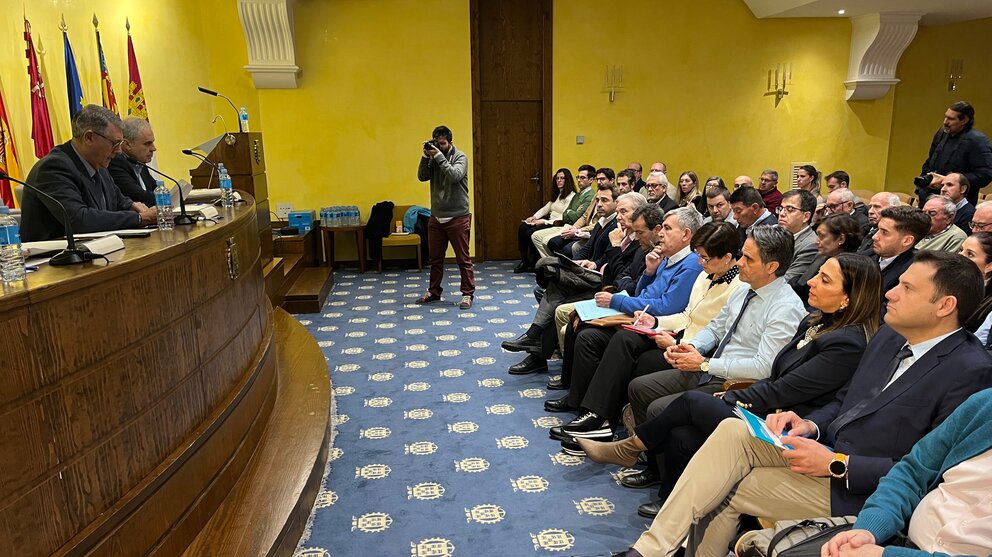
293, 261, 652, 557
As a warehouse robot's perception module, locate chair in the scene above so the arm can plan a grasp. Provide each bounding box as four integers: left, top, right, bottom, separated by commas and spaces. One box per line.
851, 189, 874, 202
893, 192, 918, 207
378, 204, 422, 272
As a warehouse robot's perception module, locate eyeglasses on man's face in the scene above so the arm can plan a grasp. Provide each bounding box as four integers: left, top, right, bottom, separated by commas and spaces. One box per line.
90, 130, 125, 149
775, 205, 804, 215
971, 221, 992, 231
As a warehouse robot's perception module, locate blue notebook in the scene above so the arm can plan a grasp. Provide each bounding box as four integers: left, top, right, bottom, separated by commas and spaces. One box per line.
733, 405, 794, 450
574, 298, 625, 321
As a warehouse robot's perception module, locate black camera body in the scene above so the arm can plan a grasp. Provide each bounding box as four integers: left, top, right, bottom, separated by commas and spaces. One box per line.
423, 139, 439, 150
914, 174, 932, 188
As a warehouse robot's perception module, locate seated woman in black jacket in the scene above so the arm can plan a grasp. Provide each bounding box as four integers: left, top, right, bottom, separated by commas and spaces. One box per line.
792, 213, 863, 306
575, 253, 881, 515
960, 231, 992, 333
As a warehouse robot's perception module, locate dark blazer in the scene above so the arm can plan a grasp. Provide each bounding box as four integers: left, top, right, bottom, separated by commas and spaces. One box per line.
107, 154, 157, 207
575, 216, 618, 263
656, 195, 678, 215
857, 229, 876, 255
954, 201, 975, 236
602, 242, 643, 294
21, 141, 140, 242
613, 245, 646, 295
805, 325, 992, 516
875, 248, 915, 299
919, 127, 992, 205
853, 210, 871, 237
723, 319, 867, 417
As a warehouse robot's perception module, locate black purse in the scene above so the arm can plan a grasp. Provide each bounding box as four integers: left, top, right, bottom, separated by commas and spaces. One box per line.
736, 516, 856, 557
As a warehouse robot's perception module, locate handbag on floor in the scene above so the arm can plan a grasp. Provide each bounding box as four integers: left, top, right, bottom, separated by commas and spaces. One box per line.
735, 516, 856, 557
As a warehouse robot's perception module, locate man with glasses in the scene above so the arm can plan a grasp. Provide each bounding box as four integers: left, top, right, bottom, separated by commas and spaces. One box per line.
547, 167, 615, 258
757, 169, 783, 214
940, 172, 976, 235
917, 195, 967, 253
703, 187, 735, 225
824, 188, 871, 236
531, 164, 596, 258
629, 162, 646, 192
643, 171, 678, 214
21, 104, 157, 242
777, 190, 818, 285
970, 201, 992, 233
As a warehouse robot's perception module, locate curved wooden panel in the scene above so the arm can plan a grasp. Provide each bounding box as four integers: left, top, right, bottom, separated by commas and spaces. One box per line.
0, 199, 273, 557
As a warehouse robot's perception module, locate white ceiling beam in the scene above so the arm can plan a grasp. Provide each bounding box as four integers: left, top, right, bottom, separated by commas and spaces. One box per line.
843, 13, 922, 101
237, 0, 301, 89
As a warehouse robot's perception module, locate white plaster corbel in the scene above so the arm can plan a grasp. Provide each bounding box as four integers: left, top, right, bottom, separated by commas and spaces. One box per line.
237, 0, 301, 89
844, 13, 922, 101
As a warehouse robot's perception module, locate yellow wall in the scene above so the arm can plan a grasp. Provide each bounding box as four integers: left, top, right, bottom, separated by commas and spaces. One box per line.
0, 0, 256, 183
553, 0, 895, 190
885, 17, 992, 193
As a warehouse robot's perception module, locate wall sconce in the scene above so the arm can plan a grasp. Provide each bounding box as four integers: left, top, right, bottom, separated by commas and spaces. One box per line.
948, 59, 964, 92
764, 63, 793, 107
604, 65, 623, 103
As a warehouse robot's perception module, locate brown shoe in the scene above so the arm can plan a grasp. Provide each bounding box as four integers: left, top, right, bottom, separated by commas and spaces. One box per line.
459, 295, 473, 310
621, 403, 637, 434
415, 293, 442, 304
576, 435, 647, 468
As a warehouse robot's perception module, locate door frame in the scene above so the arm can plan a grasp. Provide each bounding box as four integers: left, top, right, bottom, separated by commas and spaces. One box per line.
469, 0, 554, 262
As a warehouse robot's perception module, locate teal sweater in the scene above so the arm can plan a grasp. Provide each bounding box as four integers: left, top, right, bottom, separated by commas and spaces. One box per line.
853, 387, 992, 557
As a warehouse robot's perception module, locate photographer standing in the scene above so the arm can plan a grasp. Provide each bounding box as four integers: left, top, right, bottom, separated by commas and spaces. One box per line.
915, 101, 992, 205
416, 125, 475, 310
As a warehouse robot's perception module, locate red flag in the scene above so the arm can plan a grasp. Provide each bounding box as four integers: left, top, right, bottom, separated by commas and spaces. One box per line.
24, 19, 55, 159
127, 31, 149, 121
0, 85, 22, 208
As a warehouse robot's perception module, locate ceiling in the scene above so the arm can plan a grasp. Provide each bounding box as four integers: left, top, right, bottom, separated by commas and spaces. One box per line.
744, 0, 992, 26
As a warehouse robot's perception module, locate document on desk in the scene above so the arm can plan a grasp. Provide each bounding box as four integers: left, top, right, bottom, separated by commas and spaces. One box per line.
24, 234, 127, 265
75, 229, 152, 239
574, 298, 624, 321
733, 405, 793, 450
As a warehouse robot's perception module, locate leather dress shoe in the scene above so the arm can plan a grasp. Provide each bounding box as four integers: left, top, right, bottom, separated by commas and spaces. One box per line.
619, 468, 662, 489
637, 498, 663, 518
508, 354, 548, 375
501, 333, 541, 353
543, 395, 576, 413
546, 378, 568, 390
548, 425, 570, 442
561, 412, 611, 438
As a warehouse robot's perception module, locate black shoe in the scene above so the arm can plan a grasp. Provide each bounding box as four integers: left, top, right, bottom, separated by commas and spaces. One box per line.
513, 261, 533, 273
561, 434, 611, 456
561, 412, 611, 438
549, 425, 570, 442
544, 396, 576, 413
508, 354, 548, 375
546, 378, 568, 390
619, 468, 662, 489
637, 499, 663, 518
501, 333, 541, 353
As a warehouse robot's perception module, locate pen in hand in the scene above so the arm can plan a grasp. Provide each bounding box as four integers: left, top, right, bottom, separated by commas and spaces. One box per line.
634, 304, 651, 327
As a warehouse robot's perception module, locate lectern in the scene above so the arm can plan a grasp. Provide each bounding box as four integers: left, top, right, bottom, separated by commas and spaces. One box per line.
189, 131, 273, 262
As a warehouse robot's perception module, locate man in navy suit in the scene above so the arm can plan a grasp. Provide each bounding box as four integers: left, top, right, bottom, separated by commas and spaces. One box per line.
618, 250, 992, 557
870, 206, 930, 310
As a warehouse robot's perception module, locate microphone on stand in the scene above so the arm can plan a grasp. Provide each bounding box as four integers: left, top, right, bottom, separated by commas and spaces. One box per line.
0, 171, 88, 266
197, 86, 243, 132
132, 161, 196, 226
182, 149, 217, 189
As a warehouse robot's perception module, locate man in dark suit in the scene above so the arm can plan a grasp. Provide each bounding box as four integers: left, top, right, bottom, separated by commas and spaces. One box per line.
729, 186, 776, 247
620, 251, 992, 557
857, 192, 901, 254
940, 172, 976, 235
870, 205, 930, 302
107, 116, 158, 207
916, 100, 992, 205
642, 171, 678, 215
21, 105, 157, 242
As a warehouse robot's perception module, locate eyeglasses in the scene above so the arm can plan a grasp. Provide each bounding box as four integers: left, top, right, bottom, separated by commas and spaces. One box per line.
823, 203, 845, 212
775, 205, 805, 215
644, 183, 662, 189
971, 221, 992, 230
695, 252, 715, 264
90, 130, 125, 149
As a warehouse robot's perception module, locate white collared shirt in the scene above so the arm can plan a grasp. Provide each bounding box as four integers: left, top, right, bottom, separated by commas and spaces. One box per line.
884, 329, 961, 390
665, 245, 691, 268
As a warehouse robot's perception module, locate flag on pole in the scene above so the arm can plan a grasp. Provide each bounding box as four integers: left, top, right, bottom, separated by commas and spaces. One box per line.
0, 85, 22, 208
94, 14, 119, 115
61, 16, 84, 120
126, 19, 149, 121
24, 18, 55, 159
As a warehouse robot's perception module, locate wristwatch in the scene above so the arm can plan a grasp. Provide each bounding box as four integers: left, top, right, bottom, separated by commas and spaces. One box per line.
699, 358, 710, 373
828, 453, 849, 478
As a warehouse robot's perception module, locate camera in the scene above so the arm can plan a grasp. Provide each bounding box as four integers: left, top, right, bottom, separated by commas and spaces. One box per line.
423, 139, 439, 150
913, 174, 932, 188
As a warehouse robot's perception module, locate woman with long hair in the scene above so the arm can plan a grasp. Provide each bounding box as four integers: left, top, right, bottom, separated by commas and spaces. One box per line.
575, 253, 881, 517
960, 232, 992, 333
515, 167, 576, 272
676, 171, 707, 215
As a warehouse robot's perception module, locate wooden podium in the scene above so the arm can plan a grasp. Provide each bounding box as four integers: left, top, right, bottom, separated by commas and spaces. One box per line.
189, 131, 273, 262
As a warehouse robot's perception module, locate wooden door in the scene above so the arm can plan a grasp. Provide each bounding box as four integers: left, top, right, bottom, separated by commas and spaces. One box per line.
471, 0, 552, 261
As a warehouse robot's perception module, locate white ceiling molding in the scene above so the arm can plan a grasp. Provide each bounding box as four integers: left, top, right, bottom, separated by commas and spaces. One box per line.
237, 0, 301, 89
843, 13, 922, 101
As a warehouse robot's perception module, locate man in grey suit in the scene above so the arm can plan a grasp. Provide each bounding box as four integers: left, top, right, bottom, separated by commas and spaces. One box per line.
21, 105, 157, 241
779, 189, 818, 286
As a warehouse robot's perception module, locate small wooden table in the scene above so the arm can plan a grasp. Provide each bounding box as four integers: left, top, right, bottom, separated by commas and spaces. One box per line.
320, 224, 365, 273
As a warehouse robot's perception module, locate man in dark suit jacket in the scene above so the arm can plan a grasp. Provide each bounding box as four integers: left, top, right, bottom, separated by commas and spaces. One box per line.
869, 206, 931, 305
107, 117, 160, 207
940, 172, 976, 235
916, 101, 992, 205
623, 251, 992, 557
21, 105, 157, 242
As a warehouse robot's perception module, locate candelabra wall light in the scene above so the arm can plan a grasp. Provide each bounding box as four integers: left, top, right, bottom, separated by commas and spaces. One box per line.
604, 65, 623, 103
765, 62, 793, 107
948, 59, 964, 92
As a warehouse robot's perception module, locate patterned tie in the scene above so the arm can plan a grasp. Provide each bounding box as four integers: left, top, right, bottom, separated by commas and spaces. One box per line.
699, 289, 758, 385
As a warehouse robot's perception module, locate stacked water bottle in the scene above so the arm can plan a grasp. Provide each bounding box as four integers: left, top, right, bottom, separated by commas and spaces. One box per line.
320, 206, 361, 227
0, 206, 26, 282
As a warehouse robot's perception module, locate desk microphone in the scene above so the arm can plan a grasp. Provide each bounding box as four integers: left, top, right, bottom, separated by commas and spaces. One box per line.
182, 149, 218, 189
131, 161, 196, 226
0, 171, 88, 266
196, 86, 243, 132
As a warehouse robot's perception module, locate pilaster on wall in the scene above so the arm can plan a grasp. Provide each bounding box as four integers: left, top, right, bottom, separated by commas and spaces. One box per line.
238, 0, 301, 89
844, 13, 922, 101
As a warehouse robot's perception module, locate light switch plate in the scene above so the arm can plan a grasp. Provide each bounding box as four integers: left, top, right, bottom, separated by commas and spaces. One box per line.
275, 203, 294, 219
576, 135, 585, 145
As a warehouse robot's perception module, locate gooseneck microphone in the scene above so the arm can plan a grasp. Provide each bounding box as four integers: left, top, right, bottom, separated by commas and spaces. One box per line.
131, 160, 195, 226
182, 149, 218, 189
197, 86, 243, 132
0, 171, 88, 266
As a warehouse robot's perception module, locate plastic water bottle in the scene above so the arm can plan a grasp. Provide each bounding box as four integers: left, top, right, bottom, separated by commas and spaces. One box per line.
239, 107, 250, 132
218, 163, 234, 208
0, 207, 26, 282
154, 180, 174, 231
350, 206, 360, 225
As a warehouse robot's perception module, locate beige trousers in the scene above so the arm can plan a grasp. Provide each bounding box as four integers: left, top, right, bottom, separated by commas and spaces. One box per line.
554, 301, 580, 353
632, 419, 831, 557
531, 226, 564, 258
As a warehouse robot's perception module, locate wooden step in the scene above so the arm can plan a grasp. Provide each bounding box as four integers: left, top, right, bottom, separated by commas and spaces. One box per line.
263, 257, 286, 303
181, 308, 331, 556
282, 267, 334, 314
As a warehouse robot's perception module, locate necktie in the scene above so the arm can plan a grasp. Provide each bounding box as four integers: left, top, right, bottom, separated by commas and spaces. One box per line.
828, 345, 914, 440
985, 332, 992, 352
91, 172, 107, 210
880, 345, 914, 389
699, 289, 758, 384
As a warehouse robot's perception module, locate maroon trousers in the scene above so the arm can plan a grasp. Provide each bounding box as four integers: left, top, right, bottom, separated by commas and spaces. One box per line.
427, 214, 475, 297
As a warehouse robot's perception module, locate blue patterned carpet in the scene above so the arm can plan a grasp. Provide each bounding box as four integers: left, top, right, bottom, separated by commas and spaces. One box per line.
293, 261, 652, 557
